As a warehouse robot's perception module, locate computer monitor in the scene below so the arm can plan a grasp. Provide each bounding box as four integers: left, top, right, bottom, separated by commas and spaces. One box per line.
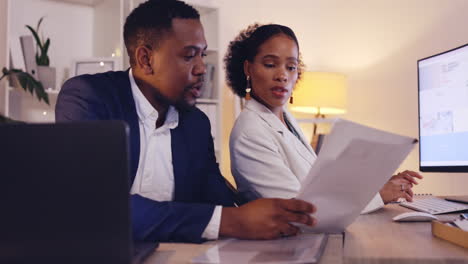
418, 43, 468, 172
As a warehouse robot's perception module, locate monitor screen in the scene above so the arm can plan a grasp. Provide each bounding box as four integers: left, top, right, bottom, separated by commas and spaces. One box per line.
418, 43, 468, 172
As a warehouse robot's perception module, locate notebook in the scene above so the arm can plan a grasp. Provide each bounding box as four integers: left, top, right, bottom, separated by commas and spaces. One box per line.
0, 121, 157, 264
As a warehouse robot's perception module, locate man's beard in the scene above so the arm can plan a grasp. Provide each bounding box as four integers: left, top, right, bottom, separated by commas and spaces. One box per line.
174, 85, 198, 111
176, 78, 204, 111
150, 87, 174, 109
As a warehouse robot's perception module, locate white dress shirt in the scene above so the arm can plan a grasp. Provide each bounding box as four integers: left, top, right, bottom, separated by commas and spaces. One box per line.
128, 70, 221, 240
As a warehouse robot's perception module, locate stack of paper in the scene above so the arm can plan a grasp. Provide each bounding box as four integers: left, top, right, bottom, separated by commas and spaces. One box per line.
297, 119, 416, 233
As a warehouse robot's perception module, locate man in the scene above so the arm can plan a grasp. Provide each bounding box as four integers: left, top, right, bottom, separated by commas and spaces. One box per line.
56, 0, 316, 243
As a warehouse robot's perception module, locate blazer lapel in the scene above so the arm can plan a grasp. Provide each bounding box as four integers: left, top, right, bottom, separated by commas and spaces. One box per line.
245, 99, 287, 135
283, 109, 317, 166
245, 99, 316, 166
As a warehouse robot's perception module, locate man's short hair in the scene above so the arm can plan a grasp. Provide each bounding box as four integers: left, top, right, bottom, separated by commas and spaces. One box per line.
124, 0, 200, 66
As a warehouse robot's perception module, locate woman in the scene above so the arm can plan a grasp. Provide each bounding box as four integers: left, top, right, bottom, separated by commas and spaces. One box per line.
225, 23, 422, 210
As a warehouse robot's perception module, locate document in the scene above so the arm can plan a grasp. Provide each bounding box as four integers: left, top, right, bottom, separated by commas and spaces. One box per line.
297, 119, 417, 233
191, 233, 327, 264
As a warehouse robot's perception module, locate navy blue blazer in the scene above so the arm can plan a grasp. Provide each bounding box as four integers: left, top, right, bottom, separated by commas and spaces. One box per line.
55, 70, 235, 243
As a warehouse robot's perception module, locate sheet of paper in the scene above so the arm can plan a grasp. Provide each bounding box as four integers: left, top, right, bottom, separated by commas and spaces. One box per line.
191, 233, 327, 264
297, 119, 416, 233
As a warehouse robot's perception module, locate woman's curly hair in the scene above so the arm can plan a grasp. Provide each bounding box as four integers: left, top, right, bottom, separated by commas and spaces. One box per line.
224, 23, 304, 97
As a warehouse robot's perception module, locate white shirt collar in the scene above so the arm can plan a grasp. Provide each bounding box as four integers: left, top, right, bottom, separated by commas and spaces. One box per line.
129, 69, 179, 129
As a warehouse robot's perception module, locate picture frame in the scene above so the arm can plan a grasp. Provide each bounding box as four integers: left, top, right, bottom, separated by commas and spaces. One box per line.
71, 57, 120, 77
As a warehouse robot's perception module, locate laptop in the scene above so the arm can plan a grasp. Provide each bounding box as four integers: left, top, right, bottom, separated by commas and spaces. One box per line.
0, 121, 157, 264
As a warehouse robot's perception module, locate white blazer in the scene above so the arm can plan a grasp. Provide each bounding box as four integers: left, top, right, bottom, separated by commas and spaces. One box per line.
230, 98, 384, 212
230, 98, 316, 199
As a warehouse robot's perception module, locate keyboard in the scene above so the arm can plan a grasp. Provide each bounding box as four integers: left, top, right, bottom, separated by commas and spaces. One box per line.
400, 197, 468, 215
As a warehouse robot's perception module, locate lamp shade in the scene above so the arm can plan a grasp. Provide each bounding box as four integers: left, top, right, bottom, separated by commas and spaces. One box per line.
290, 72, 347, 115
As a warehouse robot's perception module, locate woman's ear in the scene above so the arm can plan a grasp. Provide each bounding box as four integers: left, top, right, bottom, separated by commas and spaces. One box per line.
243, 60, 251, 78
135, 46, 154, 75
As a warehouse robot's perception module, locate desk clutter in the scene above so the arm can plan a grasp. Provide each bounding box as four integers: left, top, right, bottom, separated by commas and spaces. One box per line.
432, 218, 468, 249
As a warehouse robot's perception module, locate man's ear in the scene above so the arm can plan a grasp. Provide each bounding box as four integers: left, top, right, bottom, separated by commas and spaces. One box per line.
135, 46, 154, 74
243, 60, 251, 78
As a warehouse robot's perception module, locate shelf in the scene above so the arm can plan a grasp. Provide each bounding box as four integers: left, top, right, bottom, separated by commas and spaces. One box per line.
9, 87, 59, 96
196, 98, 219, 104
45, 88, 60, 95
49, 0, 106, 7
3, 0, 222, 163
206, 48, 218, 54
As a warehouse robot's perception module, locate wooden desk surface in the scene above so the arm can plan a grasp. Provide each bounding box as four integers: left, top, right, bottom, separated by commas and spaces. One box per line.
344, 204, 468, 264
144, 234, 343, 264
143, 204, 468, 264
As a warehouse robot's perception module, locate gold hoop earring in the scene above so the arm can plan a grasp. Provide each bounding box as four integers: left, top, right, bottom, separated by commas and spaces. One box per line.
245, 76, 251, 100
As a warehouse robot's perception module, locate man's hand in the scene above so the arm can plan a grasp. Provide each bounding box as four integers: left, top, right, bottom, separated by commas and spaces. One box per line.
380, 170, 423, 203
220, 198, 316, 240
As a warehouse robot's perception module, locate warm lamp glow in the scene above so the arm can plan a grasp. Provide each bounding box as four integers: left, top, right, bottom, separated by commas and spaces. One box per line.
291, 72, 347, 115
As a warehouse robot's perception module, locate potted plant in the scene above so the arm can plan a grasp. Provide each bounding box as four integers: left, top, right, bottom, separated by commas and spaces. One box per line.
26, 17, 55, 90
0, 67, 49, 123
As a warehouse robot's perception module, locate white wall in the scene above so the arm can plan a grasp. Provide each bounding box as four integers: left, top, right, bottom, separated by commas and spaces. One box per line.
93, 0, 122, 61
9, 0, 94, 87
218, 0, 468, 195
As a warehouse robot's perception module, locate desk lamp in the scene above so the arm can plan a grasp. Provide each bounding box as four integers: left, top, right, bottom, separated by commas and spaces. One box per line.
290, 72, 347, 151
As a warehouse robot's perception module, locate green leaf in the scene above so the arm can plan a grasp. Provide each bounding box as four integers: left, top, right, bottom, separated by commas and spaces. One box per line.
36, 17, 44, 33
30, 74, 49, 105
35, 84, 49, 105
17, 74, 28, 92
10, 68, 23, 73
26, 17, 50, 66
43, 38, 50, 54
38, 54, 48, 66
1, 67, 49, 105
26, 25, 43, 51
26, 77, 35, 94
6, 69, 50, 105
40, 39, 50, 66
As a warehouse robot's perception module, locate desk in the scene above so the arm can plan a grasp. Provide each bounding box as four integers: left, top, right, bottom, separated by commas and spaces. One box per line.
144, 204, 468, 264
143, 234, 343, 264
344, 204, 468, 264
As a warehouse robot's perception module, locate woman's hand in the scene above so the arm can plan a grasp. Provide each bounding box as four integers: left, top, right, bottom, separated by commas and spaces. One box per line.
379, 170, 423, 204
